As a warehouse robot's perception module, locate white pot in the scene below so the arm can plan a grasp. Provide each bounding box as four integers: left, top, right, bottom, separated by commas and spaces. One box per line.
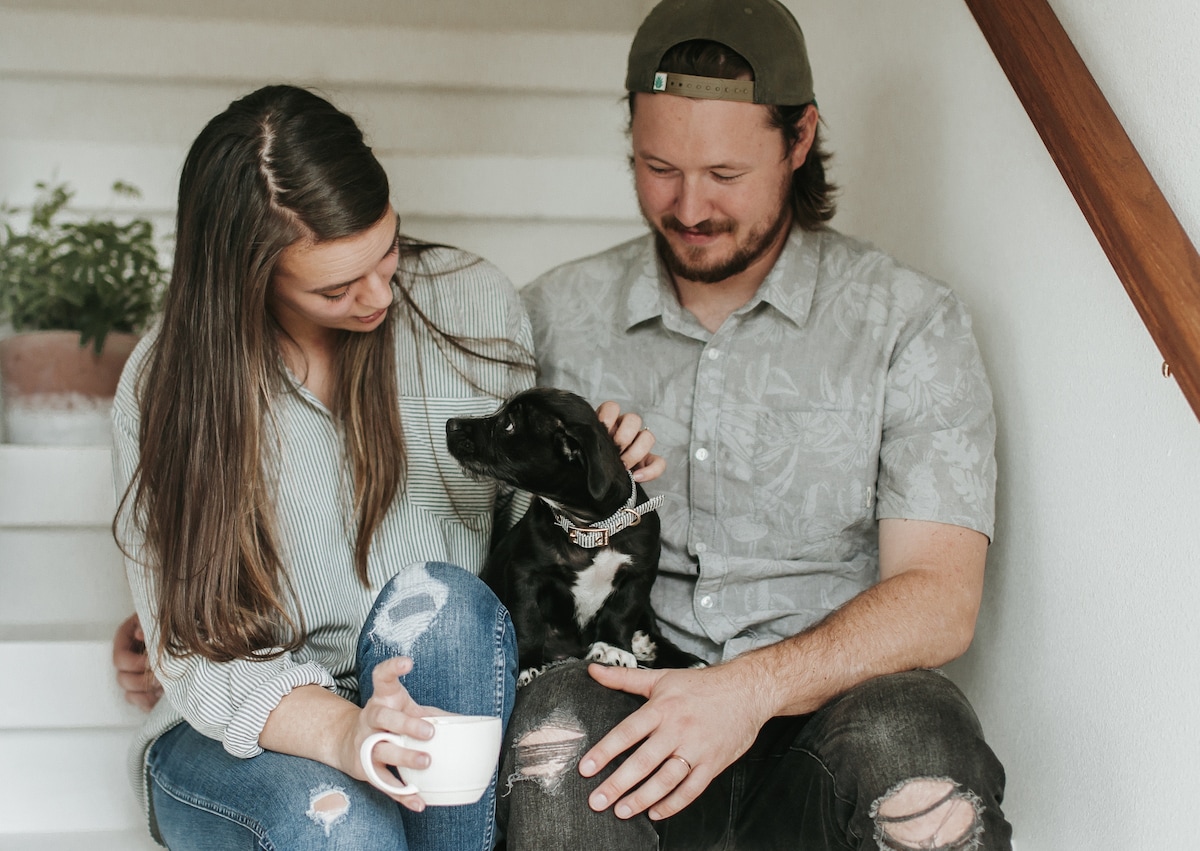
0, 330, 138, 446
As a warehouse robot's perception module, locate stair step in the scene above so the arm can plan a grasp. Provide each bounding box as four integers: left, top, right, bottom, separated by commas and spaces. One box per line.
0, 831, 160, 850
0, 729, 144, 834
0, 447, 115, 527
0, 634, 144, 729
0, 528, 130, 628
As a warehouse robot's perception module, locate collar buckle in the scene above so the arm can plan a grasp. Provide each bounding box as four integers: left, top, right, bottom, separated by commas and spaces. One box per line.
548, 473, 663, 550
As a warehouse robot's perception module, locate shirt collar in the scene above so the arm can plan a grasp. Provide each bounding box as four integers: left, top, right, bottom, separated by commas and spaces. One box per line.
619, 227, 822, 333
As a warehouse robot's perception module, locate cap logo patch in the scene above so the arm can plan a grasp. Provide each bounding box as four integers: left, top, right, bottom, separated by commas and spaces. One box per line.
653, 72, 668, 92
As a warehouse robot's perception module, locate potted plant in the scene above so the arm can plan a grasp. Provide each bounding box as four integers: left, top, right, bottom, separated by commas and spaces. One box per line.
0, 180, 167, 445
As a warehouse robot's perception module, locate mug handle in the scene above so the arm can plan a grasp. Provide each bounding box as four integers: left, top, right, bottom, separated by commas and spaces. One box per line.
360, 731, 420, 796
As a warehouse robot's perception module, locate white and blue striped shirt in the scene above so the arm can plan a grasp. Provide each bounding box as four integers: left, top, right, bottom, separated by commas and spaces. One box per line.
112, 246, 534, 813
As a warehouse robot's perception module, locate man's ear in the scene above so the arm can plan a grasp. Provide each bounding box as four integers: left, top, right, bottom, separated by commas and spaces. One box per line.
789, 104, 820, 170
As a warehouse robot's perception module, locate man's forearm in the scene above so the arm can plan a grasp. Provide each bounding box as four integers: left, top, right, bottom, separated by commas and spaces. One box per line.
733, 520, 988, 717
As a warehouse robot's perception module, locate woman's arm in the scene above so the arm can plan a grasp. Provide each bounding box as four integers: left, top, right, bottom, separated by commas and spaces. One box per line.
260, 657, 444, 811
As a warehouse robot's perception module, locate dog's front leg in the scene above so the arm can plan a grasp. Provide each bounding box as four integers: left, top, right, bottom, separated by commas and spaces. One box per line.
584, 572, 654, 669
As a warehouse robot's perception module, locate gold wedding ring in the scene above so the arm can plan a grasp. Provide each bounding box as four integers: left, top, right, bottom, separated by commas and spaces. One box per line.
668, 754, 693, 773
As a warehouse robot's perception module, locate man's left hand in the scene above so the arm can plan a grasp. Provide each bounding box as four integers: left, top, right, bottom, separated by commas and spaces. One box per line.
578, 661, 772, 821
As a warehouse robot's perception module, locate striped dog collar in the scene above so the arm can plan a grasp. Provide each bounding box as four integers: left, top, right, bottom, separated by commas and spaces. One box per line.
547, 472, 664, 548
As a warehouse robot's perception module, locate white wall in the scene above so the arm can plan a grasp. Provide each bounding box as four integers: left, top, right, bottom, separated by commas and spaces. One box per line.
802, 2, 1200, 846
2, 0, 1198, 847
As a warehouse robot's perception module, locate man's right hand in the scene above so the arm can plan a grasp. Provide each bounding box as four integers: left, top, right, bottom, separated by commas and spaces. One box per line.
113, 613, 162, 712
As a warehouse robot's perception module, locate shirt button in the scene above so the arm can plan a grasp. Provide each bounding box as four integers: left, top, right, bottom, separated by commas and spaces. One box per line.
695, 542, 707, 554
700, 595, 714, 609
695, 447, 709, 461
707, 349, 721, 360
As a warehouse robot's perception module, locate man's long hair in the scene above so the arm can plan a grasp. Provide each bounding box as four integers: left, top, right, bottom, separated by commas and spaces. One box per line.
629, 39, 838, 231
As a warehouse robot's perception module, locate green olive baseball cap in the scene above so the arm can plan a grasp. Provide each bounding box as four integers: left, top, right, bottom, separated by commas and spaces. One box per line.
626, 0, 815, 106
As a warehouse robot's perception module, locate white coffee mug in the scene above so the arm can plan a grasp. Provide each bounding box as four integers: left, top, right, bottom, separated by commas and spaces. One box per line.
359, 714, 502, 806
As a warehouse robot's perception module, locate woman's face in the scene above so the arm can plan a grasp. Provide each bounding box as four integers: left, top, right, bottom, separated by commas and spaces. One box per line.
269, 207, 400, 345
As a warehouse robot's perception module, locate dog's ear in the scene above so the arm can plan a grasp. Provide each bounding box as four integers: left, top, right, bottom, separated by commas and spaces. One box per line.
561, 422, 620, 502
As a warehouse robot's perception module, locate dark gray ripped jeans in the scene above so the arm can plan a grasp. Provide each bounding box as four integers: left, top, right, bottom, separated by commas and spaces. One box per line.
497, 662, 1011, 851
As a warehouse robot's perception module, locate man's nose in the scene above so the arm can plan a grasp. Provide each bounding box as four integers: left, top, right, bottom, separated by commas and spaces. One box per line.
673, 176, 713, 228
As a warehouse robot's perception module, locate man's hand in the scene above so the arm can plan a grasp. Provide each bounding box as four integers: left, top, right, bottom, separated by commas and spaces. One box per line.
596, 401, 666, 483
578, 661, 773, 821
113, 613, 162, 711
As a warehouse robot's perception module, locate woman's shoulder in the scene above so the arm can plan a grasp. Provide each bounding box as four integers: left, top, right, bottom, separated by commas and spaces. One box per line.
112, 323, 162, 423
397, 240, 524, 335
400, 241, 513, 292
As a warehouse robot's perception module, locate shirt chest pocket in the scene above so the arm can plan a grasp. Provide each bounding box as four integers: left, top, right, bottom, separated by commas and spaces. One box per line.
724, 405, 878, 543
400, 396, 500, 518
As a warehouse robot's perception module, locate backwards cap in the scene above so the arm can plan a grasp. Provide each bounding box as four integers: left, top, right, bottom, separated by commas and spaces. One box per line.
625, 0, 814, 106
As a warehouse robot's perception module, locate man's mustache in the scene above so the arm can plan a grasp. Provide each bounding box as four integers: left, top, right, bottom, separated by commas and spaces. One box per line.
662, 215, 735, 236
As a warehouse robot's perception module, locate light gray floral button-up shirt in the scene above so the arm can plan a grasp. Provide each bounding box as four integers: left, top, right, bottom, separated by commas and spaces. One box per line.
522, 227, 996, 664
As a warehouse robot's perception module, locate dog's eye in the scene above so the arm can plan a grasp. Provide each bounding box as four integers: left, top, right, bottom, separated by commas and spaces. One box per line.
502, 418, 515, 435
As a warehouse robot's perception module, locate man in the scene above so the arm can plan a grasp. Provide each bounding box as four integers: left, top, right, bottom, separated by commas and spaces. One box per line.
496, 1, 1009, 849
118, 1, 1010, 846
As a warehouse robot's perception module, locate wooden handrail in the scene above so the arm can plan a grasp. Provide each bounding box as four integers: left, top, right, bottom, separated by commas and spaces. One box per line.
965, 0, 1200, 421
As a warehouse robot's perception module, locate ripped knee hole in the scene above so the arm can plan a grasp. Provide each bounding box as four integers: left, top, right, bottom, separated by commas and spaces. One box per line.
872, 778, 984, 851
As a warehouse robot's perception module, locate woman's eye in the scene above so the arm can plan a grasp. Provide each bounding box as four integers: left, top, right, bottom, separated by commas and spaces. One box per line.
322, 290, 349, 302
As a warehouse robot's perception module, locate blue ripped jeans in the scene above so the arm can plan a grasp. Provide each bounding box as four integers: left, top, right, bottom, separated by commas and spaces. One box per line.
498, 663, 1011, 851
147, 562, 517, 850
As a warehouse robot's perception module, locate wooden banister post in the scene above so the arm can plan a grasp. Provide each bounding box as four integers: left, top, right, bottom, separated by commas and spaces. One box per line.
965, 0, 1200, 421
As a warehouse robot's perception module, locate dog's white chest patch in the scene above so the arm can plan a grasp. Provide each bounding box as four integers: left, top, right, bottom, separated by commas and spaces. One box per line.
572, 550, 630, 629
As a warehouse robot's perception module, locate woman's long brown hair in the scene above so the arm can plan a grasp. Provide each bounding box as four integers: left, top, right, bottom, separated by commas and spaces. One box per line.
116, 86, 526, 664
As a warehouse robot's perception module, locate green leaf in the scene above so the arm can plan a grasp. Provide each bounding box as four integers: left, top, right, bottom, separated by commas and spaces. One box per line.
0, 180, 167, 345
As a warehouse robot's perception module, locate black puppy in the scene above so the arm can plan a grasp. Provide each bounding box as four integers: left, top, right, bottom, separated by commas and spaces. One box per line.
446, 387, 703, 684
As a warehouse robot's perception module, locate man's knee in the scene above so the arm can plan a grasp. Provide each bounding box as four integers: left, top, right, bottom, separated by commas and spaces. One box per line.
830, 671, 987, 760
506, 709, 589, 794
503, 661, 640, 795
870, 778, 983, 851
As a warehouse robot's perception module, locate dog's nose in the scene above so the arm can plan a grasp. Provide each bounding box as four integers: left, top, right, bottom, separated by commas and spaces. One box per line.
445, 418, 470, 450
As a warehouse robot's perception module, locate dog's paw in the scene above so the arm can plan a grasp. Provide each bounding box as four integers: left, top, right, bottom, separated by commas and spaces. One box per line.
586, 641, 638, 668
631, 630, 658, 663
517, 665, 548, 688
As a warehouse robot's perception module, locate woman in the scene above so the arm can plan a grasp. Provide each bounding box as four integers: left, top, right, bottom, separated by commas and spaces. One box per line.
112, 85, 653, 850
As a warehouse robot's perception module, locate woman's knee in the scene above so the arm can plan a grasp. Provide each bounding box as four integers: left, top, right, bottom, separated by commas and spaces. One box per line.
360, 562, 513, 663
359, 561, 516, 715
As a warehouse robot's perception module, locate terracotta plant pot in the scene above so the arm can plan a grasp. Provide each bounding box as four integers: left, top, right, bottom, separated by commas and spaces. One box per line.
0, 330, 139, 445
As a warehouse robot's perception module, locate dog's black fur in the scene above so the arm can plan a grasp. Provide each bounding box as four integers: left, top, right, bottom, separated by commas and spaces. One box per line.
446, 387, 703, 682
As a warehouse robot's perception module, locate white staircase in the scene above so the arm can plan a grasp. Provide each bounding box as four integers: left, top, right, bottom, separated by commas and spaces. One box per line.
0, 4, 647, 846
0, 446, 159, 849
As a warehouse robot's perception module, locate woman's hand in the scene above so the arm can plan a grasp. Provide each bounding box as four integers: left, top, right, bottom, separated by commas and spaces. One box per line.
596, 401, 666, 483
348, 656, 450, 812
112, 613, 162, 711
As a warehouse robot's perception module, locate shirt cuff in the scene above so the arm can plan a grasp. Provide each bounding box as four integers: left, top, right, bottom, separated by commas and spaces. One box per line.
222, 661, 337, 758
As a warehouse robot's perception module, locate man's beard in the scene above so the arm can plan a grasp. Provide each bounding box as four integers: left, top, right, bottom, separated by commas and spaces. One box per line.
651, 197, 792, 285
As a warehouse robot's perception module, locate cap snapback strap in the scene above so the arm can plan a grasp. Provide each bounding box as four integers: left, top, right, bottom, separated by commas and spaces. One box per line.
651, 71, 755, 103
